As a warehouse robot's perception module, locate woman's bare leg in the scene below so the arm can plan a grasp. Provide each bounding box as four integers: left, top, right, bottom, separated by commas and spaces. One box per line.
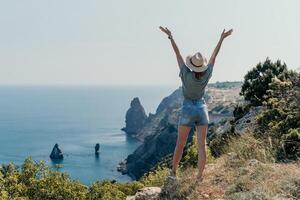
195, 125, 208, 179
171, 125, 191, 176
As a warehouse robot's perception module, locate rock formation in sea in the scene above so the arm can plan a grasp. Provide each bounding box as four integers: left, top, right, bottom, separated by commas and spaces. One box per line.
120, 83, 242, 179
121, 97, 148, 135
95, 143, 100, 155
50, 143, 63, 159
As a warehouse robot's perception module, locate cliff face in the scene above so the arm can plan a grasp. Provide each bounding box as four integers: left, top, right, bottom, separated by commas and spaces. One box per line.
122, 97, 148, 135
125, 122, 178, 179
133, 88, 184, 142
119, 88, 187, 179
121, 83, 242, 179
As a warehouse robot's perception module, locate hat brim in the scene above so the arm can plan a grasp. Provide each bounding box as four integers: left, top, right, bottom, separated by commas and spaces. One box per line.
186, 56, 208, 73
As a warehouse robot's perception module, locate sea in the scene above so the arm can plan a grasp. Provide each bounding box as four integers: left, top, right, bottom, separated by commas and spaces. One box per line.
0, 85, 175, 185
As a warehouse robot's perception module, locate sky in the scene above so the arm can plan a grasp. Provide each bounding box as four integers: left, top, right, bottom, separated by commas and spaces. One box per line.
0, 0, 299, 86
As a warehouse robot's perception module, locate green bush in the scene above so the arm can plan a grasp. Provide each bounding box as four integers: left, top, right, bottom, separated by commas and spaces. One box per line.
257, 74, 300, 160
0, 157, 146, 200
278, 129, 300, 160
87, 181, 126, 200
226, 59, 300, 162
0, 158, 87, 200
139, 166, 169, 187
240, 58, 294, 106
233, 103, 251, 121
115, 181, 144, 196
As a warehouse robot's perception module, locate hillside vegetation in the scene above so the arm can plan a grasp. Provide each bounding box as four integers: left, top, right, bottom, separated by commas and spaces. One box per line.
1, 58, 299, 200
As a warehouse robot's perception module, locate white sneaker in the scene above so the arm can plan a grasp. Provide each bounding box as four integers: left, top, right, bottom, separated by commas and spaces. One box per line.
165, 170, 177, 184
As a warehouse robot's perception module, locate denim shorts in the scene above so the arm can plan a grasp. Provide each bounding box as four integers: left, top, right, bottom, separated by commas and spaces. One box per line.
178, 98, 209, 127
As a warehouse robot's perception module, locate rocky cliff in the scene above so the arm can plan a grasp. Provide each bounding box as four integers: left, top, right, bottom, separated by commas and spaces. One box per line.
119, 88, 187, 179
122, 97, 148, 135
120, 83, 242, 179
132, 88, 184, 142
50, 144, 63, 160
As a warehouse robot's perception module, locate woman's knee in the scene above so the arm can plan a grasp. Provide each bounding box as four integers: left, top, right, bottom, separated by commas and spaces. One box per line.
195, 126, 208, 151
177, 125, 191, 141
176, 139, 187, 149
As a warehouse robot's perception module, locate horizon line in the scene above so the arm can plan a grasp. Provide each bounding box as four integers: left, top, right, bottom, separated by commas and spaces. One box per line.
0, 81, 243, 87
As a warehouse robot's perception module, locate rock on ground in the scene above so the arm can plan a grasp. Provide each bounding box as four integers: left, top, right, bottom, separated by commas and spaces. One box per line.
126, 187, 161, 200
234, 106, 262, 135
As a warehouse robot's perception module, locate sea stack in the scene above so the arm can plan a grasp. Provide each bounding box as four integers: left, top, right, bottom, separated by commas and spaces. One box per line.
95, 143, 100, 155
121, 97, 147, 135
50, 143, 64, 159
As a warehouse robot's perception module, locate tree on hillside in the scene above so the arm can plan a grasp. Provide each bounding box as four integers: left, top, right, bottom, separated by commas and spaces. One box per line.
240, 58, 294, 106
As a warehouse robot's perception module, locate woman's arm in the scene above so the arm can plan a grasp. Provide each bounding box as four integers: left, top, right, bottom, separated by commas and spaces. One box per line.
208, 29, 233, 66
159, 26, 184, 68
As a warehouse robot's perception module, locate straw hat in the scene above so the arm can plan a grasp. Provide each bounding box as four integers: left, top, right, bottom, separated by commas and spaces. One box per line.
186, 52, 208, 72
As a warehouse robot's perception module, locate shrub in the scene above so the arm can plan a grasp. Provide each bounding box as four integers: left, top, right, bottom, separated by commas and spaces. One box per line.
115, 181, 144, 196
0, 158, 88, 200
257, 74, 300, 160
240, 58, 294, 106
181, 134, 214, 168
233, 103, 251, 121
139, 166, 169, 187
278, 129, 300, 160
87, 181, 126, 200
0, 157, 146, 200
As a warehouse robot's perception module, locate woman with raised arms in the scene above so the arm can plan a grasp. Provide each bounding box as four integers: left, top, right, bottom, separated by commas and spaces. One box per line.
159, 26, 233, 182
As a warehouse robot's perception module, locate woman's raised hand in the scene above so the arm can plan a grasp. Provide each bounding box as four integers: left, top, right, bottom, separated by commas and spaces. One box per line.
159, 26, 172, 38
221, 29, 233, 40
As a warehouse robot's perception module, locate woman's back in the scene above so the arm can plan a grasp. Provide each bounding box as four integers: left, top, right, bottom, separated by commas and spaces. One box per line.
179, 63, 214, 100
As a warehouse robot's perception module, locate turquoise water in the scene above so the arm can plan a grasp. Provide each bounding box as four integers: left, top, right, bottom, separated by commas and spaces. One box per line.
0, 86, 175, 185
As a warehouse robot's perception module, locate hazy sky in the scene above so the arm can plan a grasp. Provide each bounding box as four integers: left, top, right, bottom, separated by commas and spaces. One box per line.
0, 0, 299, 86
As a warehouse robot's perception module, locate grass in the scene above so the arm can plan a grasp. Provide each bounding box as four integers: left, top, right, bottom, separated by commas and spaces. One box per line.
223, 133, 274, 163
158, 133, 300, 200
159, 155, 300, 199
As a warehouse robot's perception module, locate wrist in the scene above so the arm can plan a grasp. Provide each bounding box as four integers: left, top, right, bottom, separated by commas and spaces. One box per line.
168, 35, 173, 40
